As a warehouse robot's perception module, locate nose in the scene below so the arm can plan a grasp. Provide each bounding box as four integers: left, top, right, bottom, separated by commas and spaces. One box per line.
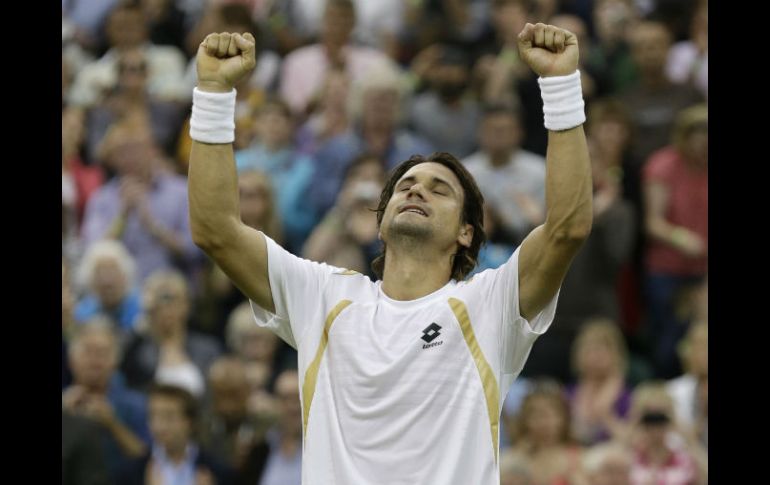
406, 183, 426, 201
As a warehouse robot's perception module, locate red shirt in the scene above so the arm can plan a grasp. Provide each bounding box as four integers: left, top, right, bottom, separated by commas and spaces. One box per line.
643, 147, 708, 276
65, 156, 104, 226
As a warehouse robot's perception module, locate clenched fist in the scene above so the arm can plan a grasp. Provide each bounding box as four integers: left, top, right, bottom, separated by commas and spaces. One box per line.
196, 32, 257, 93
517, 23, 579, 78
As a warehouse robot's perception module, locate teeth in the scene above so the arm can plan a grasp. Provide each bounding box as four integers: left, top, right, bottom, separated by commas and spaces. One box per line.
405, 208, 426, 216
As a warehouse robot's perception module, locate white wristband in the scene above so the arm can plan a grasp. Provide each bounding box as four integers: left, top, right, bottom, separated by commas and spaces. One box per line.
538, 70, 585, 131
189, 87, 236, 144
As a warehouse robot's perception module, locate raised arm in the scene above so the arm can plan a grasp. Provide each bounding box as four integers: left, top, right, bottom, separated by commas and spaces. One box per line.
188, 32, 275, 313
516, 23, 593, 320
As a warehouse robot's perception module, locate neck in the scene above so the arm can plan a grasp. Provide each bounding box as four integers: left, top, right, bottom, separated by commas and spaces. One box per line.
81, 380, 109, 395
156, 326, 186, 343
164, 443, 188, 464
381, 244, 453, 301
489, 150, 512, 168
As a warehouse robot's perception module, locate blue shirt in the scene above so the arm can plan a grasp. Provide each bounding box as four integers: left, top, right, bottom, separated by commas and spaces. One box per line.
74, 289, 142, 332
235, 145, 317, 252
151, 443, 199, 485
81, 173, 203, 284
259, 428, 302, 485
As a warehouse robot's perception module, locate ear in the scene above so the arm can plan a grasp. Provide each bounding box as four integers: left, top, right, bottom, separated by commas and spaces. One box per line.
457, 223, 474, 249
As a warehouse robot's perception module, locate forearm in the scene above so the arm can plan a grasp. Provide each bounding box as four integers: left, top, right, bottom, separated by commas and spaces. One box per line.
543, 127, 593, 242
646, 216, 693, 250
188, 140, 242, 250
106, 420, 147, 458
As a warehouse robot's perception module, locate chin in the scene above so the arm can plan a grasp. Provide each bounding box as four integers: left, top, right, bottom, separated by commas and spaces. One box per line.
388, 218, 433, 240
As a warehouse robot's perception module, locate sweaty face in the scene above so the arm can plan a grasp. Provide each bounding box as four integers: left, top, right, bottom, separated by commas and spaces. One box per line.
380, 163, 469, 251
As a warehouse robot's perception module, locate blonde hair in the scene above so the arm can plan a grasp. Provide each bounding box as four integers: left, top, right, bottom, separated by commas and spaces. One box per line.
348, 60, 409, 124
513, 380, 574, 444
76, 240, 136, 293
571, 318, 629, 377
628, 381, 674, 422
672, 104, 707, 153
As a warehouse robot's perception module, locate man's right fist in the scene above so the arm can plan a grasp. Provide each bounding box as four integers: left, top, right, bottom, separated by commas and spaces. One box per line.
196, 32, 256, 93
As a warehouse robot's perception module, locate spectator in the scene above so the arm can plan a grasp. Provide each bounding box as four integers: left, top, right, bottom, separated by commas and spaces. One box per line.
118, 384, 234, 485
74, 240, 142, 337
463, 104, 545, 246
509, 381, 584, 484
408, 44, 481, 158
200, 357, 264, 478
303, 153, 385, 276
240, 370, 303, 485
235, 99, 317, 252
624, 382, 706, 485
568, 320, 633, 446
68, 2, 188, 107
121, 270, 222, 397
309, 61, 433, 215
278, 0, 396, 116
85, 48, 187, 162
586, 0, 639, 95
665, 3, 707, 98
620, 19, 703, 163
295, 68, 352, 155
666, 321, 707, 448
81, 120, 202, 285
642, 104, 708, 378
62, 410, 111, 485
62, 320, 150, 481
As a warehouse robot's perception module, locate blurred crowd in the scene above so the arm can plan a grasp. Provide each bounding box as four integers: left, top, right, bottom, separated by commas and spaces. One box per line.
61, 0, 707, 484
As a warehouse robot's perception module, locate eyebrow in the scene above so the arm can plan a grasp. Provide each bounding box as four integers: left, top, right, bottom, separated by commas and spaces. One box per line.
397, 175, 457, 195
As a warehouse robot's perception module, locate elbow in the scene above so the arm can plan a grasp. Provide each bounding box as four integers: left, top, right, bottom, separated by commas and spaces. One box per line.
546, 214, 593, 247
190, 215, 239, 252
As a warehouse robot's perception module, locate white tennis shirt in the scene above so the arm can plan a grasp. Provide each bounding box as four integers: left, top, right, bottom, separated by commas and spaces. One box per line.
251, 235, 559, 485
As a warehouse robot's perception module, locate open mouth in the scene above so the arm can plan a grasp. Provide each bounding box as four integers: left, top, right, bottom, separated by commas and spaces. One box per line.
399, 205, 428, 217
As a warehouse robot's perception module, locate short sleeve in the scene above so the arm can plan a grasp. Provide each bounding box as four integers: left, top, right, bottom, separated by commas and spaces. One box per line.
467, 247, 560, 396
249, 234, 337, 349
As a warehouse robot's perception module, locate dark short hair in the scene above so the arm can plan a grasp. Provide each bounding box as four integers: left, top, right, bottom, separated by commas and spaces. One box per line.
372, 152, 486, 281
149, 383, 198, 423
